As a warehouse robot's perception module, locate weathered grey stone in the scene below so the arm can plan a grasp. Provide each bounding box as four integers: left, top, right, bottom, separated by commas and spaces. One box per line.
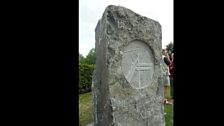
92, 5, 164, 126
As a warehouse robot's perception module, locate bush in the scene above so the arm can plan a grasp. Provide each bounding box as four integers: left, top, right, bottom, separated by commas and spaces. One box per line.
79, 64, 94, 94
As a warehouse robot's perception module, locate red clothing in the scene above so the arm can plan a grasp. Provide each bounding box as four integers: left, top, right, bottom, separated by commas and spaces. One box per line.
169, 61, 174, 78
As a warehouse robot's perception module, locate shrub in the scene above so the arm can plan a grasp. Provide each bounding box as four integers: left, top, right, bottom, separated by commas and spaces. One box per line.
79, 64, 94, 94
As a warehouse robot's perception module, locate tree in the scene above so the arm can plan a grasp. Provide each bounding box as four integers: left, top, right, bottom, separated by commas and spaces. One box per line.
79, 53, 85, 64
166, 42, 173, 54
84, 48, 96, 65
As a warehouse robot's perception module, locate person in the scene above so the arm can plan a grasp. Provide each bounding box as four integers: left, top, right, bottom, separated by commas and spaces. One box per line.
169, 52, 174, 104
161, 49, 171, 104
168, 52, 172, 61
162, 50, 171, 66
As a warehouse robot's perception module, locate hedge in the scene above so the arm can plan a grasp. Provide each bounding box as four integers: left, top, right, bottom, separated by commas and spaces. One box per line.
79, 64, 94, 94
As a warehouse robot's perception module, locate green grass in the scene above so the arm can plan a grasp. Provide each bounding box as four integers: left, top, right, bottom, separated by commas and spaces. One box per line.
165, 86, 171, 99
79, 92, 93, 126
165, 104, 173, 126
79, 92, 173, 126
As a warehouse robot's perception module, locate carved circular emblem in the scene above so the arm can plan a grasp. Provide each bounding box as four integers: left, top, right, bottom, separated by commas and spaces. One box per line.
122, 40, 154, 89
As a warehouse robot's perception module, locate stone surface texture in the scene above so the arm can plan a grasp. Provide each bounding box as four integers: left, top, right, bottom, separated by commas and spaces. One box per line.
92, 5, 164, 126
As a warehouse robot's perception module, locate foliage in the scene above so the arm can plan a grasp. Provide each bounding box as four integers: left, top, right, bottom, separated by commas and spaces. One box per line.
84, 48, 96, 65
166, 42, 173, 54
79, 53, 85, 64
79, 48, 96, 65
79, 64, 94, 93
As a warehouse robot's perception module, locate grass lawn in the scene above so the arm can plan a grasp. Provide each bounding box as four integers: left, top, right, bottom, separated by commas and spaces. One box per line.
79, 92, 93, 126
79, 92, 173, 126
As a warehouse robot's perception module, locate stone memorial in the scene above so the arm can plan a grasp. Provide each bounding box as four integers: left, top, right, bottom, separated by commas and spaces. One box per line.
92, 5, 164, 126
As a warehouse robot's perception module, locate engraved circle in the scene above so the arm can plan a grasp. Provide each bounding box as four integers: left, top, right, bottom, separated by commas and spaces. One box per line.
122, 40, 154, 89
